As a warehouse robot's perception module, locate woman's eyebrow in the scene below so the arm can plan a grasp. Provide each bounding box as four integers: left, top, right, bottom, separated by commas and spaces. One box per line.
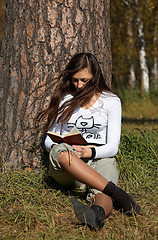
72, 77, 90, 80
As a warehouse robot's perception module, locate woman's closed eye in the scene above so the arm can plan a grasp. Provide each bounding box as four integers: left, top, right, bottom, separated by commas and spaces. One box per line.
72, 78, 90, 83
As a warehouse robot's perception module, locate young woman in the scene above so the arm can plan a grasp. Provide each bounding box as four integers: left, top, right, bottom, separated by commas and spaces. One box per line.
38, 52, 141, 230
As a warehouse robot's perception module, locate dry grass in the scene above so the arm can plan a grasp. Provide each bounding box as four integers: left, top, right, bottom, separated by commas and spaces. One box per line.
0, 89, 158, 239
0, 127, 157, 239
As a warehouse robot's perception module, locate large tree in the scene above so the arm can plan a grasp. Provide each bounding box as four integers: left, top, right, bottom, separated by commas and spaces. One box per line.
0, 0, 112, 167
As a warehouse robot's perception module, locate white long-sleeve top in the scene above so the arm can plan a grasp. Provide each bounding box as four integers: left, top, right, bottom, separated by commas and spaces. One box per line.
44, 92, 122, 159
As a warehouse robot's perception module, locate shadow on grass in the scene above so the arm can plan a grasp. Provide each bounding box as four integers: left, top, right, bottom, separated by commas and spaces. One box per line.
122, 117, 158, 125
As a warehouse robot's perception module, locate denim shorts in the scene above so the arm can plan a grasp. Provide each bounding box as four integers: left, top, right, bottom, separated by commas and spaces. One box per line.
49, 143, 118, 202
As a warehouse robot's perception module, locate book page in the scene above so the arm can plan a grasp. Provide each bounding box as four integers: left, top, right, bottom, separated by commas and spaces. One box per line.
47, 131, 61, 137
65, 126, 80, 136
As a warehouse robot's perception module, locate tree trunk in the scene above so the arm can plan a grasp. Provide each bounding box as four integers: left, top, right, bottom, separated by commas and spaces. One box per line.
0, 0, 112, 167
151, 14, 158, 91
128, 64, 136, 88
135, 0, 150, 92
127, 11, 136, 88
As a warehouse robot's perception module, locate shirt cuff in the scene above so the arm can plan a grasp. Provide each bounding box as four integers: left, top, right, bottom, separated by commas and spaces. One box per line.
90, 147, 96, 159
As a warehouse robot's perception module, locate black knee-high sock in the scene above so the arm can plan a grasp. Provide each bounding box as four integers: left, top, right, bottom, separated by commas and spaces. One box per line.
102, 181, 141, 216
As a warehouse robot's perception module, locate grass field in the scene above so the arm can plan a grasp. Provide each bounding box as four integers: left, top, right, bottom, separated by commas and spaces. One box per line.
120, 89, 158, 134
0, 89, 158, 239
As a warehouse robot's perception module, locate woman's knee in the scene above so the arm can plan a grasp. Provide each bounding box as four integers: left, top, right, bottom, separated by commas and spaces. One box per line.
58, 151, 69, 165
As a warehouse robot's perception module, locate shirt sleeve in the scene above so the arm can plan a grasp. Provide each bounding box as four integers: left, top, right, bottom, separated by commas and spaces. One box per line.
94, 97, 122, 159
44, 122, 62, 152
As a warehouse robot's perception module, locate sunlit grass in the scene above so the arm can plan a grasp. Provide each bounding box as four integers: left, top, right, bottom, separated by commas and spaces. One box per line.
0, 128, 157, 239
113, 88, 158, 120
0, 89, 158, 239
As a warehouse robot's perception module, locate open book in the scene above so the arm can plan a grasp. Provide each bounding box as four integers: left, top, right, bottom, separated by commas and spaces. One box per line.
47, 126, 87, 145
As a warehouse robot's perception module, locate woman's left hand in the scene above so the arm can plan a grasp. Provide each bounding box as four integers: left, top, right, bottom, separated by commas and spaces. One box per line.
72, 145, 92, 158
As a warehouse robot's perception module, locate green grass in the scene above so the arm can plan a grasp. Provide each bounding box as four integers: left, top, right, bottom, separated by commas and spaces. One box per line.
0, 128, 157, 239
0, 89, 158, 239
117, 88, 158, 144
117, 88, 158, 133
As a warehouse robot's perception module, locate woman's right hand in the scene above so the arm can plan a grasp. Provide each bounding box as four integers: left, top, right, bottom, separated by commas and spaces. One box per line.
72, 145, 95, 158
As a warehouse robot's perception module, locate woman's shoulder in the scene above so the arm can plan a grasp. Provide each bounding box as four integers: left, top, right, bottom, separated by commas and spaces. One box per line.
99, 92, 121, 112
101, 91, 121, 102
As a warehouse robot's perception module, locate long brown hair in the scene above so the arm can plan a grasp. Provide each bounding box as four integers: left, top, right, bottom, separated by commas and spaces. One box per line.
37, 52, 110, 130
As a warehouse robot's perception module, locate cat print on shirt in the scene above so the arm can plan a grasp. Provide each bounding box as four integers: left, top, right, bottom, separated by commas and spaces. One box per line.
67, 116, 102, 140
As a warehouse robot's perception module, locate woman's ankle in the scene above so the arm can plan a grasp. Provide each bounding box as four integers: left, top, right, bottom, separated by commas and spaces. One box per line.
102, 181, 141, 216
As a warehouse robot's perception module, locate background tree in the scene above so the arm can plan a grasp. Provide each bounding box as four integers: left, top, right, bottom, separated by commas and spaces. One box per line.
135, 0, 150, 92
110, 0, 158, 92
110, 0, 130, 89
144, 0, 158, 91
151, 13, 158, 90
0, 0, 112, 167
127, 8, 136, 89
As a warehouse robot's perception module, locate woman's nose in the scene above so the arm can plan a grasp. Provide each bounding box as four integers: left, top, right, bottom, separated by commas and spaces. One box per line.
77, 80, 84, 89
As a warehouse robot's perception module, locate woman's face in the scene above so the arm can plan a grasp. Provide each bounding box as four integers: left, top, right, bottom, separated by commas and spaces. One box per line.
71, 67, 93, 91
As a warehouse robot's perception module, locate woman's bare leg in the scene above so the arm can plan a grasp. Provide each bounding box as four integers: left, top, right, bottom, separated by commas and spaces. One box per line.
58, 151, 109, 191
58, 151, 141, 216
92, 193, 113, 217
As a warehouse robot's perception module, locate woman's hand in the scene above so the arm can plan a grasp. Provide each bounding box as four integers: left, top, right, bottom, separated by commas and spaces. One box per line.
72, 145, 94, 158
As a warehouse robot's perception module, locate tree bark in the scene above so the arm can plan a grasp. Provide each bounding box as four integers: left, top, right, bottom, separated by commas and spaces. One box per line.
0, 0, 112, 167
127, 10, 136, 88
135, 0, 150, 92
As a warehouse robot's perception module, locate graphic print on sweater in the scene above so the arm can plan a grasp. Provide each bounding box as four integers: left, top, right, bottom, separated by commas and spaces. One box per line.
67, 116, 102, 140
